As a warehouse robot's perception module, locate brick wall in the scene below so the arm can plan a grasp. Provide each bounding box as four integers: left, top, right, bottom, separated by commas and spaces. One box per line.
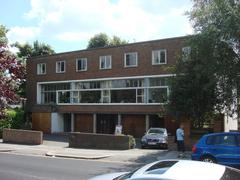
26, 36, 187, 112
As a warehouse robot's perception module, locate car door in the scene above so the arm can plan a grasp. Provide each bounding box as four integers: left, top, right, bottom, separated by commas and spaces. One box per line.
213, 134, 238, 166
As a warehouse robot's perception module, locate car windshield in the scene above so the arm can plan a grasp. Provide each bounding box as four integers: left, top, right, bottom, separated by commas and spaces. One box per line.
148, 129, 165, 134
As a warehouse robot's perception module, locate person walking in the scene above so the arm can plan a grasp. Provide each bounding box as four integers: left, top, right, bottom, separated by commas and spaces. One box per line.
176, 124, 185, 158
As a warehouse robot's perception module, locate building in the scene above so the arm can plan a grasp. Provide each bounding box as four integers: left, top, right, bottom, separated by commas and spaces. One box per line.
26, 36, 192, 137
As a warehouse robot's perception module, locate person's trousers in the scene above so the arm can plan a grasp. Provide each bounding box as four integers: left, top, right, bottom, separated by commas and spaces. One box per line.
177, 140, 185, 152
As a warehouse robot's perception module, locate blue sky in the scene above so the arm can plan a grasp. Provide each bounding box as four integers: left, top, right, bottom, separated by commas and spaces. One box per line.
0, 0, 193, 53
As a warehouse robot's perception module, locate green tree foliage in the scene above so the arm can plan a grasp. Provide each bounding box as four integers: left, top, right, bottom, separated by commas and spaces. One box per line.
87, 33, 128, 49
14, 40, 55, 60
13, 40, 55, 97
168, 0, 240, 128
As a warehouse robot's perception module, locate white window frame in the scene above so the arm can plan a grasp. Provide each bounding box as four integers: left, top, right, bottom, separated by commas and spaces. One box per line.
76, 58, 87, 72
152, 49, 167, 65
56, 61, 65, 73
182, 46, 191, 62
99, 55, 112, 70
124, 52, 138, 67
37, 63, 46, 75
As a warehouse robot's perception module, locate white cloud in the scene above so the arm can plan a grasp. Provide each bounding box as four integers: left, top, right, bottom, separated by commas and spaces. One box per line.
7, 26, 40, 44
8, 0, 193, 51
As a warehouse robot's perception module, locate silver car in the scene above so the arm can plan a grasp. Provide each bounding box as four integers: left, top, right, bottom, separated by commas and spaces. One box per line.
141, 128, 168, 149
89, 159, 240, 180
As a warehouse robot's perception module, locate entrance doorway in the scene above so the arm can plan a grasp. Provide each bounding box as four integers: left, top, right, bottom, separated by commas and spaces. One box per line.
149, 115, 164, 128
63, 113, 71, 132
96, 114, 117, 134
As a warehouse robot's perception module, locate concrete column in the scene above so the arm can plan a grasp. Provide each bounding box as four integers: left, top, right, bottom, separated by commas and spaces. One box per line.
71, 113, 74, 132
93, 113, 97, 133
145, 114, 149, 132
144, 78, 149, 103
118, 114, 121, 125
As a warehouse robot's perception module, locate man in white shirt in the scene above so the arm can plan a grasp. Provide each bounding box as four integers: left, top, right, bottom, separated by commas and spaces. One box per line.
176, 124, 185, 158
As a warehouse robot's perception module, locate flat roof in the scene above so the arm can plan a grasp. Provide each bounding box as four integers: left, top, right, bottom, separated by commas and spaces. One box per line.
29, 35, 190, 60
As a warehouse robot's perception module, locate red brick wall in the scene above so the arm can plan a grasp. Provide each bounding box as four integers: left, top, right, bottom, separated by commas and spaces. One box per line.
26, 36, 187, 112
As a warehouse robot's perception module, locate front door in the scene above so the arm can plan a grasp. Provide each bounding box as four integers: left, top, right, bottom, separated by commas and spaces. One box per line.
63, 113, 71, 132
97, 114, 117, 134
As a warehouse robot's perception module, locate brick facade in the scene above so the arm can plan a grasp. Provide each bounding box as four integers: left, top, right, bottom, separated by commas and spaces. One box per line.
27, 36, 190, 137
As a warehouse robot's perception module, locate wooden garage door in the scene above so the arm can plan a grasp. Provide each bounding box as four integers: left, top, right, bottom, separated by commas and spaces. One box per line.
74, 114, 93, 133
122, 115, 145, 138
32, 112, 51, 133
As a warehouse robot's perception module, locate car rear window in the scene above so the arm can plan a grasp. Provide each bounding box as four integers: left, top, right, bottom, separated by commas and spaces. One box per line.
206, 135, 216, 145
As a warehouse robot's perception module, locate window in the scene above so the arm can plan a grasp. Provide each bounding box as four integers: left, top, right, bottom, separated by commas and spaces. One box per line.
76, 58, 87, 71
124, 52, 138, 67
99, 55, 111, 69
148, 88, 168, 103
56, 61, 65, 73
207, 135, 237, 146
37, 63, 46, 75
40, 83, 70, 104
215, 135, 237, 146
152, 49, 167, 65
182, 46, 191, 61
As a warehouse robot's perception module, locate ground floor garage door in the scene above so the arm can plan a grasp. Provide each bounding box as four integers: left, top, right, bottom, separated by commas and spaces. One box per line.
121, 114, 145, 138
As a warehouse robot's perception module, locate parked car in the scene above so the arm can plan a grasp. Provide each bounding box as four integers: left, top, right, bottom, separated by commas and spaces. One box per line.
141, 128, 168, 149
89, 159, 240, 180
191, 132, 240, 168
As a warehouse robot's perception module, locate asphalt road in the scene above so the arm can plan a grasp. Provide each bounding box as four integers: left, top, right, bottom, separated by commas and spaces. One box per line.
0, 153, 136, 180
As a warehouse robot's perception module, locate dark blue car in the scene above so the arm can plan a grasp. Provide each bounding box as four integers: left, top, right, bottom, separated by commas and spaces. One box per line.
191, 132, 240, 168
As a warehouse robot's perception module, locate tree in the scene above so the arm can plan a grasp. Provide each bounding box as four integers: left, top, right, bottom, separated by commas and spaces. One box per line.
0, 25, 25, 119
14, 40, 55, 60
13, 40, 55, 97
87, 33, 128, 49
168, 0, 240, 128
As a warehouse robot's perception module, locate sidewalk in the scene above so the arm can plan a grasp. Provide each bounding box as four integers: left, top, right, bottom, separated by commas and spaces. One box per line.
0, 138, 191, 164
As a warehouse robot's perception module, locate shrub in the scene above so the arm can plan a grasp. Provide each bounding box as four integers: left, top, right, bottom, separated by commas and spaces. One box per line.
128, 135, 136, 149
0, 108, 25, 137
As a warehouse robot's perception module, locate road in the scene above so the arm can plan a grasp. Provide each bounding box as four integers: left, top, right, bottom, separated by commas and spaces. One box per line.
0, 153, 137, 180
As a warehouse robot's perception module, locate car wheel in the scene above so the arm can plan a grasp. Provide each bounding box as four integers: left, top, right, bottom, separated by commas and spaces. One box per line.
201, 156, 216, 163
141, 145, 146, 149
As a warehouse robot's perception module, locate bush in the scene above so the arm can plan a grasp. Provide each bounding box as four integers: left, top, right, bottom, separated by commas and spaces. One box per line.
0, 119, 11, 138
0, 108, 25, 137
128, 135, 136, 149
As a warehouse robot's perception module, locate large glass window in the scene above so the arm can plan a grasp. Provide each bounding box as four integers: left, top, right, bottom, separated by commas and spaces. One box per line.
125, 52, 138, 67
99, 55, 112, 69
58, 91, 70, 103
56, 61, 65, 73
111, 89, 136, 103
152, 50, 167, 65
40, 83, 70, 104
37, 63, 46, 75
149, 77, 169, 86
81, 91, 101, 103
148, 88, 168, 103
76, 58, 87, 71
40, 77, 170, 105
